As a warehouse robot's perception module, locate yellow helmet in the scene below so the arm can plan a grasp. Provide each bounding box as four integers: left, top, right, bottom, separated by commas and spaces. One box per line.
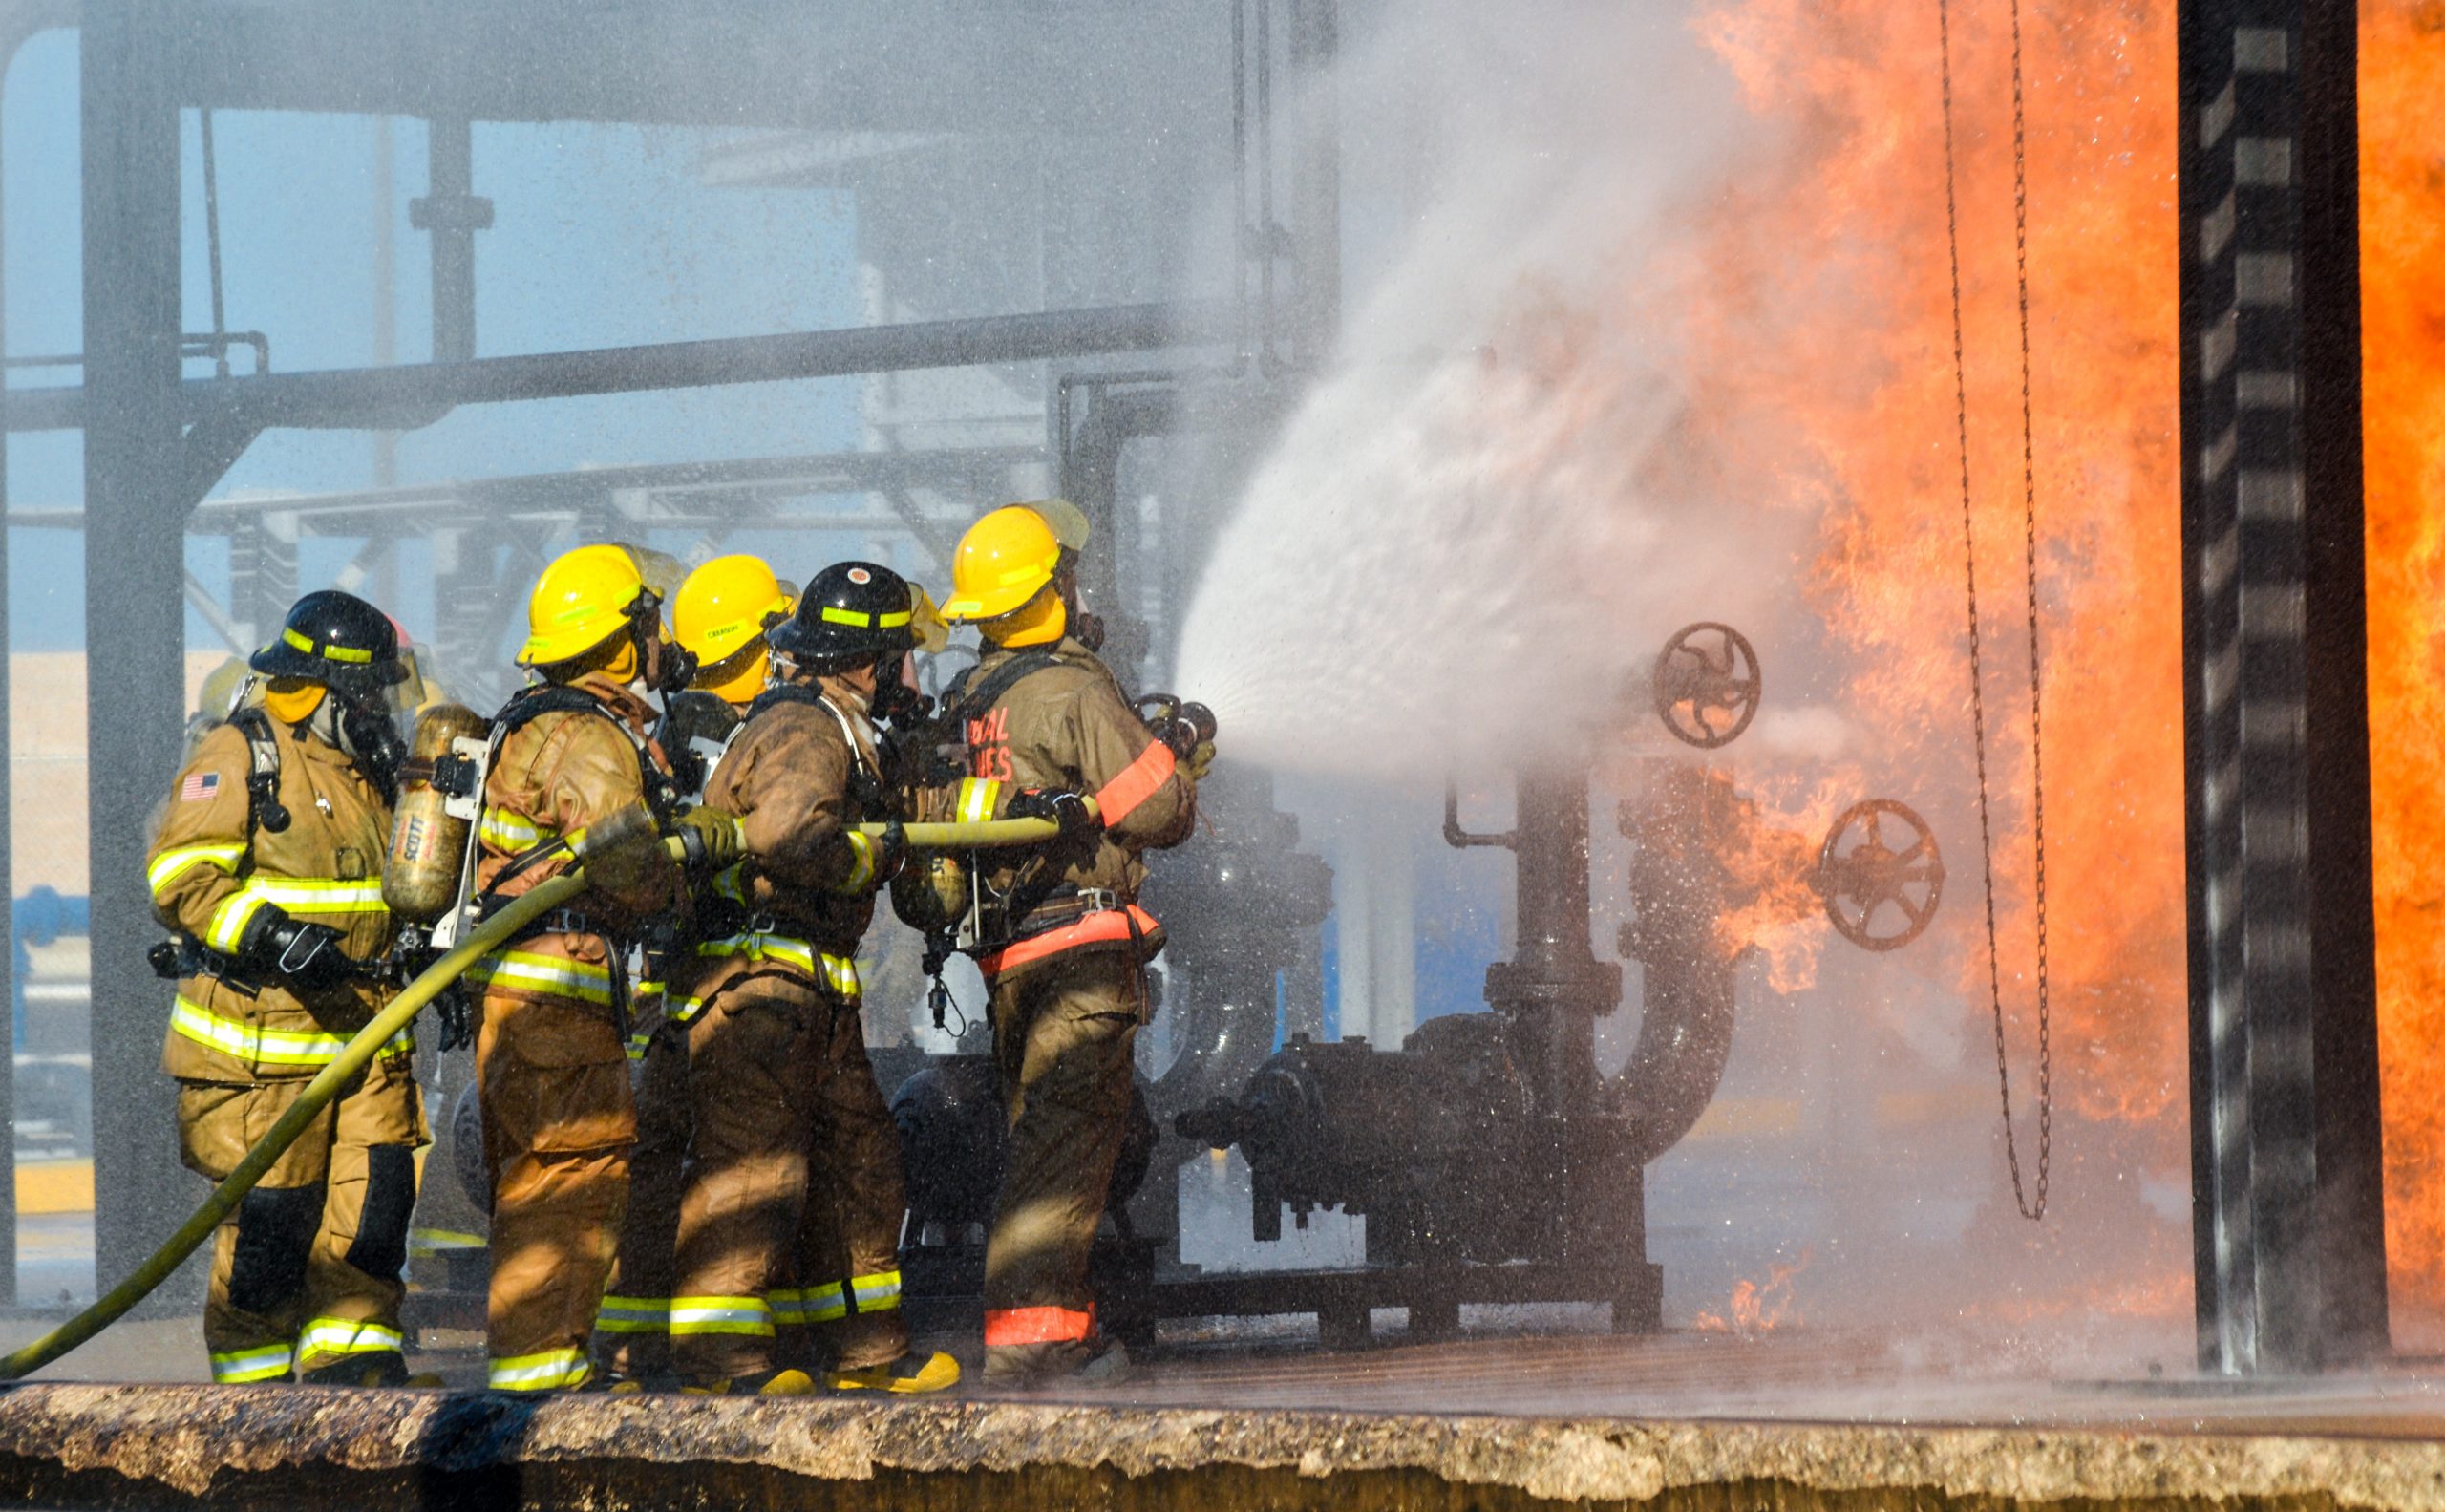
941, 504, 1066, 625
675, 554, 795, 704
518, 543, 648, 668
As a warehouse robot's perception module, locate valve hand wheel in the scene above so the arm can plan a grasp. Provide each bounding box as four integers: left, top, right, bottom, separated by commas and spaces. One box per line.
1652, 623, 1761, 749
1817, 799, 1944, 951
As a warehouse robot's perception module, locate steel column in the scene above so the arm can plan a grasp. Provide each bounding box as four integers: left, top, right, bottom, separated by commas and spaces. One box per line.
1285, 0, 1339, 366
2179, 0, 2384, 1373
411, 117, 488, 364
82, 0, 203, 1301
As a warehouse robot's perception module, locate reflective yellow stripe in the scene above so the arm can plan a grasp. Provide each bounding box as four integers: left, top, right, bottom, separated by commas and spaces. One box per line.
296, 1317, 404, 1358
669, 994, 711, 1029
850, 1268, 903, 1313
170, 998, 412, 1067
203, 890, 271, 954
488, 1347, 590, 1391
837, 831, 876, 894
796, 1281, 848, 1323
479, 806, 557, 853
955, 777, 1000, 825
284, 626, 373, 664
692, 933, 860, 1001
149, 842, 245, 897
209, 1343, 293, 1383
245, 879, 387, 913
712, 863, 748, 904
202, 876, 388, 954
465, 950, 614, 1005
668, 1296, 775, 1337
594, 1295, 670, 1334
818, 606, 907, 628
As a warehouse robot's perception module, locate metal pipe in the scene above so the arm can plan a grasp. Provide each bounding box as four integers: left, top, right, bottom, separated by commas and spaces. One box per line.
1441, 777, 1515, 849
198, 107, 227, 377
6, 298, 1237, 434
420, 117, 478, 363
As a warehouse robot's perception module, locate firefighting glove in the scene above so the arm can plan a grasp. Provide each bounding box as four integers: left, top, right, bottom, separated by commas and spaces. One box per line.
865, 819, 909, 884
238, 905, 356, 993
1184, 741, 1217, 781
670, 806, 748, 870
434, 986, 474, 1054
1007, 788, 1098, 838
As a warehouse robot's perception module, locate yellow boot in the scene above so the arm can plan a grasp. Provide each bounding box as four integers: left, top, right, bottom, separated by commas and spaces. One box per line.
825, 1351, 961, 1395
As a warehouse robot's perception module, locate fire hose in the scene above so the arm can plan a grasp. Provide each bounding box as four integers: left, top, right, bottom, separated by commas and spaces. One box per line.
0, 810, 1065, 1383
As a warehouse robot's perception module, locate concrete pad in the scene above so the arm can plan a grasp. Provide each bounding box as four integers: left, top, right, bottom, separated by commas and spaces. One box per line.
3, 1376, 2445, 1511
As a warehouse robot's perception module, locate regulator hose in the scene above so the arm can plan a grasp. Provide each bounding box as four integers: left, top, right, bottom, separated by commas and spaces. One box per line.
0, 867, 590, 1382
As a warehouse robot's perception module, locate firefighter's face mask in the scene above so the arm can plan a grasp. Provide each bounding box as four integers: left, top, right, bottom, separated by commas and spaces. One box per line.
339, 693, 407, 785
262, 676, 328, 726
870, 651, 927, 729
631, 590, 698, 698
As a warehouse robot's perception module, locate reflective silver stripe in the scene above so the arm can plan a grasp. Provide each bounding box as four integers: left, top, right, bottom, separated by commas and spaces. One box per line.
296, 1317, 404, 1357
465, 950, 615, 1005
488, 1348, 590, 1390
849, 1269, 903, 1312
837, 830, 876, 894
479, 807, 556, 852
202, 876, 388, 953
799, 1281, 848, 1323
244, 879, 387, 913
149, 842, 244, 896
692, 933, 861, 1001
668, 1296, 776, 1336
712, 863, 748, 904
203, 889, 271, 953
594, 1295, 670, 1334
956, 777, 1000, 824
170, 998, 412, 1067
208, 1343, 294, 1382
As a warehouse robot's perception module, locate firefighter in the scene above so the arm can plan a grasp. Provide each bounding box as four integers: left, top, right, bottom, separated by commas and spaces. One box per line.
465, 543, 740, 1392
933, 502, 1200, 1386
148, 589, 427, 1386
664, 561, 957, 1395
596, 553, 793, 1386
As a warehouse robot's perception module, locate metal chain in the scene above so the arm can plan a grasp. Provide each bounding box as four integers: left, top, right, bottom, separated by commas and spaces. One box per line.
2005, 0, 2052, 1222
1937, 0, 2050, 1222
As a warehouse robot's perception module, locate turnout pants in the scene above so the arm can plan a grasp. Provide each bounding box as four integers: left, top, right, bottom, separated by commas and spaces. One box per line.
980, 948, 1141, 1358
595, 1023, 690, 1376
670, 972, 908, 1384
176, 1050, 426, 1383
477, 990, 636, 1391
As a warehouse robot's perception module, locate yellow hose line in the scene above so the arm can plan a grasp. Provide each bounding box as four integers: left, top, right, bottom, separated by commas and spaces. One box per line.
0, 869, 589, 1382
856, 799, 1098, 849
0, 806, 1068, 1382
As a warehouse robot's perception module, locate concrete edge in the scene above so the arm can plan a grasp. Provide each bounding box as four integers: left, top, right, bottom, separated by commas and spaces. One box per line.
0, 1382, 2438, 1509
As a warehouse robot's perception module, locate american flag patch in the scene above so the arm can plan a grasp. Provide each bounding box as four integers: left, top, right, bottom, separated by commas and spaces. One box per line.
179, 771, 222, 803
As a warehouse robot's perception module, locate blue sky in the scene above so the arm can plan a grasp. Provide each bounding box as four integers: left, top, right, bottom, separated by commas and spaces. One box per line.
4, 28, 865, 652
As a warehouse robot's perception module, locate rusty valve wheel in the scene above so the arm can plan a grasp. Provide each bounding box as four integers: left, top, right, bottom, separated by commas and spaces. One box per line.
1652, 622, 1762, 749
1816, 799, 1945, 951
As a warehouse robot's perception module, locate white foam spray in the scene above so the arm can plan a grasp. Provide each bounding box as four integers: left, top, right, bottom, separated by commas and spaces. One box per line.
1173, 2, 1800, 779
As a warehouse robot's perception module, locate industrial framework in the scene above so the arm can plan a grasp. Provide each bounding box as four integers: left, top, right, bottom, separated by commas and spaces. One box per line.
0, 0, 2392, 1377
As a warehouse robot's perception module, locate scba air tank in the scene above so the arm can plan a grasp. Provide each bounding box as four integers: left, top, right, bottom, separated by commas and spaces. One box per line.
383, 702, 489, 924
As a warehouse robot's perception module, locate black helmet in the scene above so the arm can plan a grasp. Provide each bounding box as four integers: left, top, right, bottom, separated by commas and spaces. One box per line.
248, 590, 408, 699
768, 562, 919, 665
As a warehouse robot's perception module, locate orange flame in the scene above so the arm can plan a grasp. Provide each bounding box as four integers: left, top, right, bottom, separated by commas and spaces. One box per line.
2361, 0, 2445, 1321
1693, 1252, 1813, 1334
1680, 0, 2188, 1155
